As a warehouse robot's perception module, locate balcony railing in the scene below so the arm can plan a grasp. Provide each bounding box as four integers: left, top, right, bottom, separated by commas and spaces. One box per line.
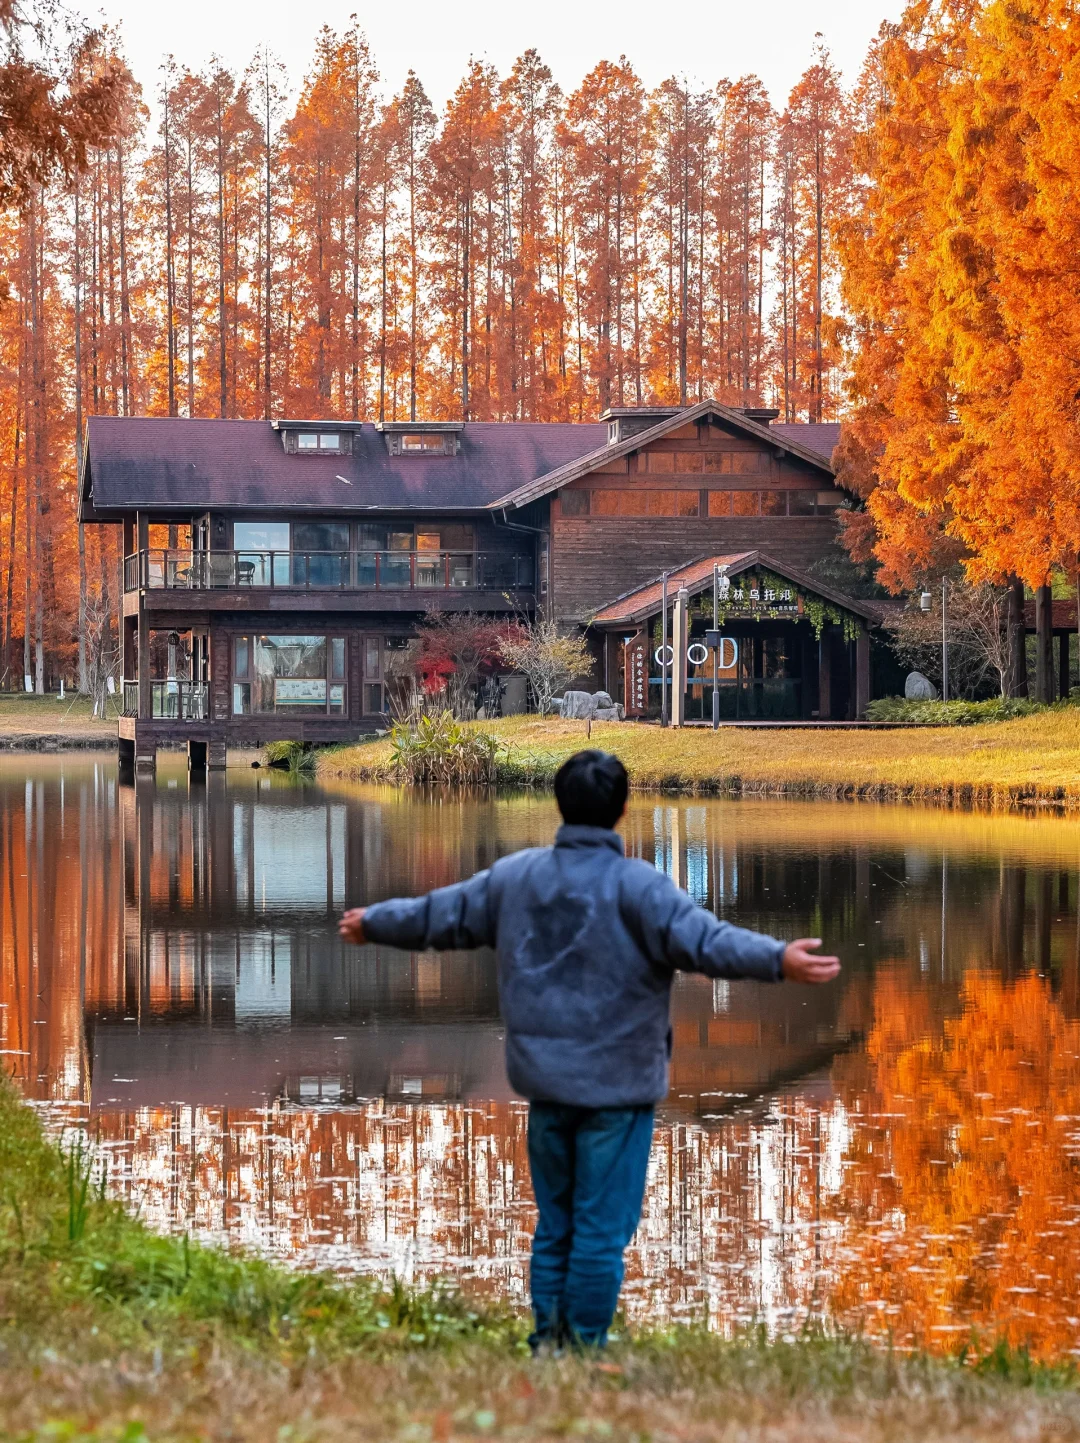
122, 679, 208, 720
124, 549, 534, 594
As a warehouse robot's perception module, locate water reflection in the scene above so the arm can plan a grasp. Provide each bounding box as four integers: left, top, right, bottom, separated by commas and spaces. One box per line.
4, 755, 1080, 1354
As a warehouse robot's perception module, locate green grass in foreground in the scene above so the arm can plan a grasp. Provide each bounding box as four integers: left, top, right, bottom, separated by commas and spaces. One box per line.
3, 1083, 1080, 1441
321, 708, 1080, 808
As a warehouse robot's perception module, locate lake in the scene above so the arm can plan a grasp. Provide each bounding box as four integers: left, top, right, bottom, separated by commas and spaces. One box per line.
3, 754, 1080, 1357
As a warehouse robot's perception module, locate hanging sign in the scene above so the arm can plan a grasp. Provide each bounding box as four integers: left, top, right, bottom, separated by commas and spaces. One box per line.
625, 633, 649, 717
716, 572, 801, 617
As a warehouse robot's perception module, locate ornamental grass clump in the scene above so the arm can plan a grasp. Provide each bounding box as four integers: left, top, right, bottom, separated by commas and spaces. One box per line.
388, 709, 502, 785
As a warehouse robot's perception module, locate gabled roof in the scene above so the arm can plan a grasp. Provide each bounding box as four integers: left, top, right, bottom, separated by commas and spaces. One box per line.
590, 550, 881, 627
79, 408, 843, 521
492, 399, 838, 511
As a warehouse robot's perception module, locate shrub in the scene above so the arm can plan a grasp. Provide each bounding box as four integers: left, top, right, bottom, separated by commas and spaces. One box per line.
866, 695, 1042, 725
388, 709, 502, 784
264, 739, 317, 774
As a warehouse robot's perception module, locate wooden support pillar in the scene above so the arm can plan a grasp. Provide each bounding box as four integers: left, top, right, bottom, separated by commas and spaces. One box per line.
1059, 630, 1071, 700
671, 588, 688, 727
1036, 584, 1054, 703
1008, 577, 1028, 697
137, 605, 150, 720
818, 627, 832, 721
208, 737, 227, 770
856, 625, 871, 719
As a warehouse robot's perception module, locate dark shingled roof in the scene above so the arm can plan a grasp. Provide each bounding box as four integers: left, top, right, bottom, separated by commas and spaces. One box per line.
771, 422, 841, 461
81, 416, 609, 516
80, 413, 844, 519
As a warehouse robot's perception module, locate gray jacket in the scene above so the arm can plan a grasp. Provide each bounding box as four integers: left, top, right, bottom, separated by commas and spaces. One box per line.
360, 823, 786, 1107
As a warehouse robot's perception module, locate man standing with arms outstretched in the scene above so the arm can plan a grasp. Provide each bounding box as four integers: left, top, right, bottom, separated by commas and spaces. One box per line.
340, 750, 841, 1350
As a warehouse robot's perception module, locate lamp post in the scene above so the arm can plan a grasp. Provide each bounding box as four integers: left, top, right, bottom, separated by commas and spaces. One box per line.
712, 565, 720, 730
941, 576, 949, 702
660, 570, 669, 728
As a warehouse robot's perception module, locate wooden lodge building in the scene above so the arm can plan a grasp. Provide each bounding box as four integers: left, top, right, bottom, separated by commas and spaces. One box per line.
79, 399, 881, 767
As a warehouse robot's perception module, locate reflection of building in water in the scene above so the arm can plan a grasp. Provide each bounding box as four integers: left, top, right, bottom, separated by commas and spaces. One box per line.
11, 763, 1080, 1350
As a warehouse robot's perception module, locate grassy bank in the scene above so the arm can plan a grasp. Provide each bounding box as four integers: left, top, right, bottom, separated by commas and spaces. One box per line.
3, 1084, 1080, 1441
0, 692, 117, 740
320, 711, 1080, 808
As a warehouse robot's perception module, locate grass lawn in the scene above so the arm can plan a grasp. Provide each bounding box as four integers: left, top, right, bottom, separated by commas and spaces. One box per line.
2, 1081, 1080, 1443
321, 710, 1080, 808
0, 691, 117, 736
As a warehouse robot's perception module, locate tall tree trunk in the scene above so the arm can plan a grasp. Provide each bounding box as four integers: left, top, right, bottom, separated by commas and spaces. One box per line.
74, 176, 89, 692
1007, 576, 1028, 697
1035, 583, 1054, 704
163, 77, 178, 417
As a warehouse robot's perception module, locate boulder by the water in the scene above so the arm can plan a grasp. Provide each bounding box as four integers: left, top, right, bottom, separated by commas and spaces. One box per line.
904, 671, 939, 701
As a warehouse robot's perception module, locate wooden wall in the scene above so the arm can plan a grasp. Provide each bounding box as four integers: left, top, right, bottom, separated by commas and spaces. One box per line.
549, 419, 843, 623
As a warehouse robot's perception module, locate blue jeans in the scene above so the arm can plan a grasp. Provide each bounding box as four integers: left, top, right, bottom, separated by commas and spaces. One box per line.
527, 1102, 655, 1349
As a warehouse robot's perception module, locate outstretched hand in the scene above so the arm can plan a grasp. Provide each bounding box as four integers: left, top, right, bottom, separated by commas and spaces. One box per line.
339, 907, 367, 945
782, 938, 841, 984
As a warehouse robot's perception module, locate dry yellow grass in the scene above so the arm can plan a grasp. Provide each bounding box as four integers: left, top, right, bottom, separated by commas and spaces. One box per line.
321, 710, 1080, 809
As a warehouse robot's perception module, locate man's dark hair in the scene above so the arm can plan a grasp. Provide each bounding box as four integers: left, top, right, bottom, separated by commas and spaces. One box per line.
554, 750, 628, 829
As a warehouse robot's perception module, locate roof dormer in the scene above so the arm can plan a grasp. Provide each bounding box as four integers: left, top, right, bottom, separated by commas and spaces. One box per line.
271, 420, 363, 455
374, 420, 464, 457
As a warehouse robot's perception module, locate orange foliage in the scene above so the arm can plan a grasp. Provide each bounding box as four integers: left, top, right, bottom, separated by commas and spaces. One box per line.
838, 0, 1080, 591
0, 23, 856, 683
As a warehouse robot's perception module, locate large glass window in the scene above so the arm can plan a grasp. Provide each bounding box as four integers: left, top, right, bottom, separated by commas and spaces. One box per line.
292, 522, 350, 586
234, 522, 290, 586
232, 634, 347, 715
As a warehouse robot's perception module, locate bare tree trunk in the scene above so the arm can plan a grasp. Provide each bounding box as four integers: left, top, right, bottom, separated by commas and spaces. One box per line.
1035, 583, 1054, 704
1007, 576, 1028, 698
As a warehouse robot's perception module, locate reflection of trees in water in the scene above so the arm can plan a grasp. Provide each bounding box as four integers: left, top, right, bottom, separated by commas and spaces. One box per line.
831, 968, 1080, 1358
89, 1096, 849, 1329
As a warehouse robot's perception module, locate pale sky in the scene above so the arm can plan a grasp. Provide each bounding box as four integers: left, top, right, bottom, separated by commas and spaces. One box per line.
68, 0, 907, 113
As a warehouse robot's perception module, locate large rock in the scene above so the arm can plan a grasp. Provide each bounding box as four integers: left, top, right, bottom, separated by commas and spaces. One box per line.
560, 690, 596, 719
551, 690, 624, 720
904, 671, 939, 701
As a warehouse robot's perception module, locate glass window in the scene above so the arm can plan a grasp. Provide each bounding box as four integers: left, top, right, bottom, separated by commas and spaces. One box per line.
235, 522, 290, 587
732, 491, 759, 516
817, 490, 843, 508
363, 682, 384, 714
707, 491, 732, 517
235, 522, 290, 552
292, 522, 349, 552
388, 530, 413, 551
249, 635, 329, 714
233, 682, 251, 715
298, 433, 318, 450
400, 433, 444, 452
789, 491, 817, 515
592, 490, 621, 516
292, 522, 350, 586
416, 531, 441, 552
329, 685, 345, 714
676, 491, 700, 517
364, 638, 381, 678
439, 523, 475, 550
331, 638, 346, 679
234, 635, 250, 678
646, 451, 674, 474
760, 491, 786, 515
674, 453, 703, 474
560, 490, 590, 517
318, 434, 341, 450
359, 524, 388, 551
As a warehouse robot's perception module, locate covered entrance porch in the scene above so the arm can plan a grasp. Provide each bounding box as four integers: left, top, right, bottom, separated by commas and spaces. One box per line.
591, 551, 879, 723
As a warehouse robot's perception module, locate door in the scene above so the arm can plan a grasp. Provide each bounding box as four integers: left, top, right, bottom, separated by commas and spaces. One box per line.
362, 634, 383, 715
